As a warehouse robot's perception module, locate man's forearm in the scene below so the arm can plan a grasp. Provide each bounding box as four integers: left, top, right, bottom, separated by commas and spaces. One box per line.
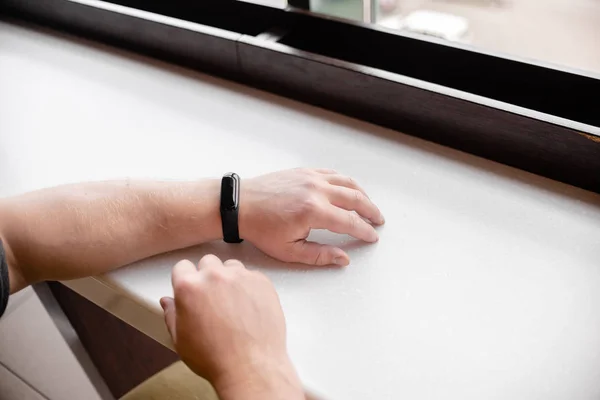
0, 179, 222, 293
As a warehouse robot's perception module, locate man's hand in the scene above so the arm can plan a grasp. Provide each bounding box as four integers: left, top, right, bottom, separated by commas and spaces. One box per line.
161, 255, 304, 400
241, 168, 384, 267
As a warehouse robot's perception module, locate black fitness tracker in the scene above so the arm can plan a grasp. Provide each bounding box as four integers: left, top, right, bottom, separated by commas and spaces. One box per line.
220, 173, 243, 243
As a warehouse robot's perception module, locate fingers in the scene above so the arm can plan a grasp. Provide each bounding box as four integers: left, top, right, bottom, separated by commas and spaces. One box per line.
165, 255, 245, 345
173, 256, 243, 281
314, 205, 379, 243
223, 259, 245, 269
327, 186, 384, 225
198, 254, 224, 270
160, 296, 177, 344
171, 259, 198, 288
291, 240, 350, 266
325, 174, 369, 198
314, 168, 338, 175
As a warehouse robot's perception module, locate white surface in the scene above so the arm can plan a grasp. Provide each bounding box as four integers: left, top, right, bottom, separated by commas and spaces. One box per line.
2, 20, 600, 400
0, 363, 45, 400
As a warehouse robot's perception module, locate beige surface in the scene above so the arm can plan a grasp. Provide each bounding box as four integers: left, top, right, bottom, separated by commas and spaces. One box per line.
0, 363, 46, 400
0, 289, 108, 400
121, 362, 219, 400
378, 0, 600, 73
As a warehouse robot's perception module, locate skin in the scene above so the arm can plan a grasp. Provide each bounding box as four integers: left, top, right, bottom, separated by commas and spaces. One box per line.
161, 255, 303, 400
0, 167, 384, 398
0, 168, 384, 293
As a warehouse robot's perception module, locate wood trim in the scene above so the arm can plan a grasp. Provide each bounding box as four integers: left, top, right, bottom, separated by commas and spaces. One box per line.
1, 0, 599, 193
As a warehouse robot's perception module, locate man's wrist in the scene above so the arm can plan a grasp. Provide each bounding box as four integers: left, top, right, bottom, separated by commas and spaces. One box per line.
237, 177, 255, 243
213, 357, 304, 400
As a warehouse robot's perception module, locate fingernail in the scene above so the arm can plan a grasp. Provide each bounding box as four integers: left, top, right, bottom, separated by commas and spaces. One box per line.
159, 298, 167, 311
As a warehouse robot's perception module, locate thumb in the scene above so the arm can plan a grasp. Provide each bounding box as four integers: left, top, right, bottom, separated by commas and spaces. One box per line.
160, 296, 177, 344
292, 240, 350, 267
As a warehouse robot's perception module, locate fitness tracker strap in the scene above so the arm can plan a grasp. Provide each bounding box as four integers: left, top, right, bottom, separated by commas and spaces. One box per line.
220, 173, 243, 243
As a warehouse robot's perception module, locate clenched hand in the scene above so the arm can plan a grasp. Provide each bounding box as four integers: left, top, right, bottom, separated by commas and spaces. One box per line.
161, 255, 304, 400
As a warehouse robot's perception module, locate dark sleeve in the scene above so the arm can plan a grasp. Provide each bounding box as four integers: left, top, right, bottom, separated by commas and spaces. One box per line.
0, 240, 9, 318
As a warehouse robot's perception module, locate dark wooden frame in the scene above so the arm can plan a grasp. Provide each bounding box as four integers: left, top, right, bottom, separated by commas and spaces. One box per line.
2, 0, 599, 193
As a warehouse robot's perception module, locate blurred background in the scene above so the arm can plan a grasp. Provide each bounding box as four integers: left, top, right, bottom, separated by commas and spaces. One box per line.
250, 0, 600, 75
